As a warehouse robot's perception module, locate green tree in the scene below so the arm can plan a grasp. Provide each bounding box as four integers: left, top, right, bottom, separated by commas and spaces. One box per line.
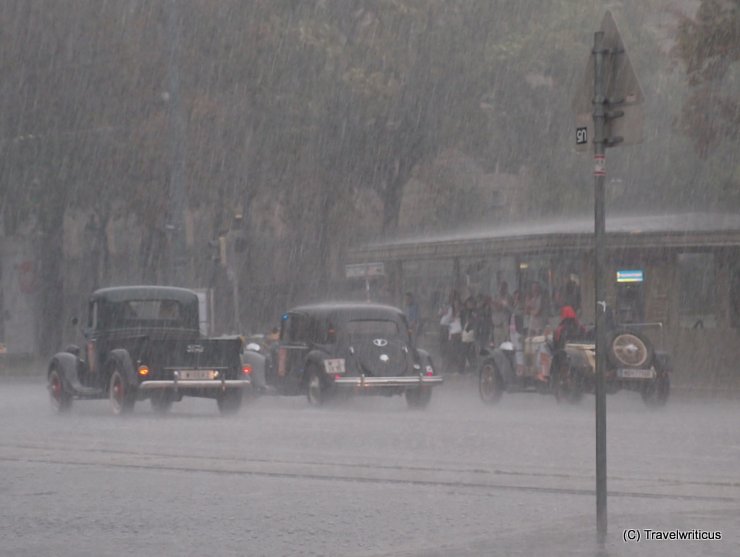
674, 0, 740, 208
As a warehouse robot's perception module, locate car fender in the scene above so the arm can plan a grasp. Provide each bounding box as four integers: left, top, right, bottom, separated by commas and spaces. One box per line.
653, 351, 672, 375
302, 350, 329, 384
415, 348, 437, 374
105, 348, 137, 386
48, 352, 80, 392
242, 349, 267, 388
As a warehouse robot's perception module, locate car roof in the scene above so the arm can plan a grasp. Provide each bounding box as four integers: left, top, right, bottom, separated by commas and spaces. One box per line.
285, 302, 405, 322
90, 286, 199, 305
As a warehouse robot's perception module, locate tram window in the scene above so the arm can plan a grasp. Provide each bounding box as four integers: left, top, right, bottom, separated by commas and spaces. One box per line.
677, 253, 716, 329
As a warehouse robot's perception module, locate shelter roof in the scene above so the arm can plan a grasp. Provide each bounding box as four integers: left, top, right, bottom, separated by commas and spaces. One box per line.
348, 213, 740, 262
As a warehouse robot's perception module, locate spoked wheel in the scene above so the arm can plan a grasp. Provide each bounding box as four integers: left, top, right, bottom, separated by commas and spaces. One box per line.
479, 360, 503, 405
48, 368, 72, 413
405, 386, 432, 409
216, 389, 243, 415
607, 330, 653, 369
150, 391, 174, 414
109, 368, 135, 415
553, 366, 583, 405
306, 366, 326, 407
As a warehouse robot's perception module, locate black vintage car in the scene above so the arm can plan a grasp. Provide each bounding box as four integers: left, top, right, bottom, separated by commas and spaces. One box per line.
248, 303, 443, 408
47, 286, 250, 415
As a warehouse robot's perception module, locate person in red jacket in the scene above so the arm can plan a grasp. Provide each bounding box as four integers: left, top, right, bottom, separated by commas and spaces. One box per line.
553, 305, 587, 352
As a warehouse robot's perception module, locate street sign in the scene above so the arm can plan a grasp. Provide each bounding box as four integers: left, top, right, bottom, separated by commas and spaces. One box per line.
345, 262, 385, 279
573, 11, 644, 151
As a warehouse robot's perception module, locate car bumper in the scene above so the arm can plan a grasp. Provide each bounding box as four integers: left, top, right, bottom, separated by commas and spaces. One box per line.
138, 379, 251, 391
332, 375, 443, 389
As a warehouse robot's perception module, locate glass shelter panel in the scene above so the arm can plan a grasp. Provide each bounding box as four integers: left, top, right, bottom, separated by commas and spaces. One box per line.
677, 253, 716, 329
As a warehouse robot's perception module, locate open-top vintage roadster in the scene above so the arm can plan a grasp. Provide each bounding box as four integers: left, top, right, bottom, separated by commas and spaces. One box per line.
478, 326, 671, 407
47, 286, 251, 415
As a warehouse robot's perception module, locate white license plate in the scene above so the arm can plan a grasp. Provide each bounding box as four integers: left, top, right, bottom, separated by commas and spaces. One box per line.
323, 358, 346, 375
178, 369, 218, 380
617, 368, 655, 379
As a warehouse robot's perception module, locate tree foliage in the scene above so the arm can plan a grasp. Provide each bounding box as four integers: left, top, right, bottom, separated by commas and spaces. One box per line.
674, 0, 740, 156
0, 0, 736, 349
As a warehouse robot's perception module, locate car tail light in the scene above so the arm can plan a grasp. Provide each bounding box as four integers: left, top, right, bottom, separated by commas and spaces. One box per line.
137, 365, 150, 377
242, 364, 252, 376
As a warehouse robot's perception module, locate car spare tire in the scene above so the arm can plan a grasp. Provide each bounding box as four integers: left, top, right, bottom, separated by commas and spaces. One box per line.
606, 329, 653, 369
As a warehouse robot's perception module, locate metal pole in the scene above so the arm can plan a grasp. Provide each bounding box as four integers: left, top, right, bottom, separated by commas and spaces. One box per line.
592, 30, 608, 544
166, 0, 188, 285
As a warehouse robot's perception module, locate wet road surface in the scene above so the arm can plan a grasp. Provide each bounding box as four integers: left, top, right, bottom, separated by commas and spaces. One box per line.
1, 374, 739, 556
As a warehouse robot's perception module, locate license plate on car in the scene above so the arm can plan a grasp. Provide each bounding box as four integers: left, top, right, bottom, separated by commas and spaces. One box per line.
617, 368, 655, 380
178, 369, 218, 380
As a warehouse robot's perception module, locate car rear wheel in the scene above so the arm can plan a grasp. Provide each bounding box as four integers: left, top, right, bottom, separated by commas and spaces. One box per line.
641, 374, 670, 407
150, 391, 174, 414
217, 389, 243, 415
306, 366, 326, 407
405, 386, 432, 409
109, 368, 135, 415
48, 368, 72, 413
479, 360, 503, 405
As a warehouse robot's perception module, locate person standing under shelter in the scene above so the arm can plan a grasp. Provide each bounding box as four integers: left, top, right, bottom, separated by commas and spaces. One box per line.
404, 292, 421, 342
460, 295, 478, 372
438, 289, 461, 370
509, 289, 526, 376
493, 281, 514, 344
475, 293, 493, 351
525, 281, 545, 335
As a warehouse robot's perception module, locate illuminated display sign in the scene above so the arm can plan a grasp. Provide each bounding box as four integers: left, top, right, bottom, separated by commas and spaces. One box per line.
616, 269, 644, 283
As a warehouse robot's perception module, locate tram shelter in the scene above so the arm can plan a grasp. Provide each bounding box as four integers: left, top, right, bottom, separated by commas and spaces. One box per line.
347, 213, 740, 391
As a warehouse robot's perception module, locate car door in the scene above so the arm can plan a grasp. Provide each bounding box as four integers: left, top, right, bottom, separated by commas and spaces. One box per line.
83, 299, 102, 387
274, 312, 313, 394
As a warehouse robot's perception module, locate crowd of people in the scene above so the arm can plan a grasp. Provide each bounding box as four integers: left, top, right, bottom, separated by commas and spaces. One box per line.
419, 279, 581, 375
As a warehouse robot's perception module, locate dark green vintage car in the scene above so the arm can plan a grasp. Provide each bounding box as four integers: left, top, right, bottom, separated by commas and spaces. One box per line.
264, 302, 443, 408
47, 286, 250, 415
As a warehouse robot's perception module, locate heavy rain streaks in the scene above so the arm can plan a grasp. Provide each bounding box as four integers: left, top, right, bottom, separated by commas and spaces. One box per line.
1, 1, 740, 556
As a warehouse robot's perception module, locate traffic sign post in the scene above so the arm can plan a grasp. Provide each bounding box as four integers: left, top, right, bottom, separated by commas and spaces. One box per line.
593, 28, 609, 544
573, 11, 644, 545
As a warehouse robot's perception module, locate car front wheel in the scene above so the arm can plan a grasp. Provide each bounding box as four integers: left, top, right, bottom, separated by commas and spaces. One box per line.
109, 368, 135, 415
48, 368, 72, 413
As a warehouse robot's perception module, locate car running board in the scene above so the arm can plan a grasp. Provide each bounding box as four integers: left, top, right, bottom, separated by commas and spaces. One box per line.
62, 366, 105, 398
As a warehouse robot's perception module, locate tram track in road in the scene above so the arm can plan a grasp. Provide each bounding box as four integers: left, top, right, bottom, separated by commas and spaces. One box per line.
2, 441, 739, 504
